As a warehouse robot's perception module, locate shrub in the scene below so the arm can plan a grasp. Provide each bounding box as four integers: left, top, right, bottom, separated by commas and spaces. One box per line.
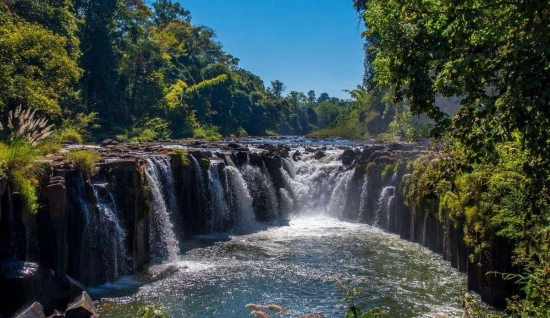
144, 117, 171, 140
172, 148, 190, 166
236, 127, 248, 137
52, 127, 83, 144
0, 140, 41, 214
65, 149, 101, 178
193, 125, 221, 141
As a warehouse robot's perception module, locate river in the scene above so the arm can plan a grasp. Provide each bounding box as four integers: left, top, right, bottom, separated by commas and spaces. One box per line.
92, 215, 465, 317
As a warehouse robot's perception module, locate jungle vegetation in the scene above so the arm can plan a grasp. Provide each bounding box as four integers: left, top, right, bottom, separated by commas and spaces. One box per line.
352, 0, 550, 315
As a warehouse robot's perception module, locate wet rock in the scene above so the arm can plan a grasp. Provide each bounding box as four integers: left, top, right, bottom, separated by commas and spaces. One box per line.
314, 150, 326, 160
249, 153, 262, 167
292, 150, 302, 162
15, 302, 46, 318
64, 292, 97, 318
341, 149, 356, 166
227, 143, 241, 149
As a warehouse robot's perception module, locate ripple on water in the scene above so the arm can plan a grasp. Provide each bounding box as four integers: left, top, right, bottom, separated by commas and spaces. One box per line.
96, 216, 467, 317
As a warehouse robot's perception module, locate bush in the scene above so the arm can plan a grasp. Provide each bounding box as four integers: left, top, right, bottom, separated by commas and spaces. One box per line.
172, 148, 190, 166
193, 125, 221, 141
52, 127, 83, 144
0, 141, 41, 214
144, 118, 171, 140
65, 149, 101, 178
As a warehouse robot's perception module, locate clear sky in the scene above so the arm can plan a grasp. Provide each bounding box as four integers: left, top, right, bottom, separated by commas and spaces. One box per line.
178, 0, 366, 99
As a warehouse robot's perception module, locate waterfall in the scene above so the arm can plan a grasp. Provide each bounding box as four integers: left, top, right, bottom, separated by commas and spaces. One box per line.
92, 182, 129, 280
222, 166, 255, 228
241, 164, 279, 220
207, 164, 229, 232
327, 170, 354, 217
144, 157, 180, 262
358, 177, 369, 222
373, 186, 396, 230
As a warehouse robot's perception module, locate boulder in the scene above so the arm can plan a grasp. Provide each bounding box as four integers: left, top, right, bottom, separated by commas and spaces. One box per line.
15, 302, 46, 318
292, 151, 302, 162
314, 150, 326, 160
100, 139, 118, 147
227, 143, 241, 149
341, 149, 356, 166
64, 292, 97, 318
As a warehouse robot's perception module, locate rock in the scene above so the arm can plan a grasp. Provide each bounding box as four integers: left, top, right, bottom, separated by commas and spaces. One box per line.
278, 147, 290, 158
292, 150, 302, 162
15, 302, 46, 318
48, 309, 65, 318
373, 156, 395, 165
314, 150, 326, 160
341, 149, 356, 166
249, 153, 262, 167
0, 260, 75, 316
64, 292, 97, 318
227, 143, 241, 149
100, 139, 118, 147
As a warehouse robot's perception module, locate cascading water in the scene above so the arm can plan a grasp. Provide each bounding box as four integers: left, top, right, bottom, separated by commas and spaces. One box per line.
207, 164, 229, 232
222, 166, 255, 228
373, 186, 396, 229
241, 164, 279, 220
144, 157, 180, 262
92, 182, 129, 281
95, 146, 470, 317
358, 177, 369, 222
280, 151, 344, 214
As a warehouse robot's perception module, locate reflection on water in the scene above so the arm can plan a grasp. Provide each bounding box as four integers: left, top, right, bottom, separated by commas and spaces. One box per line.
95, 215, 466, 317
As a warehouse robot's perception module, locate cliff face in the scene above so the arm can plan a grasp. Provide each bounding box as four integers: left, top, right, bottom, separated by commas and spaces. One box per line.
0, 142, 518, 316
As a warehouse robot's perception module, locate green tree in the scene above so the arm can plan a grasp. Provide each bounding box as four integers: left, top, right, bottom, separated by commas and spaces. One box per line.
0, 3, 81, 116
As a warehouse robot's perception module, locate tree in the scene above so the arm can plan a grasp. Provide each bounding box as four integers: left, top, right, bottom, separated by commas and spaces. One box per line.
270, 80, 286, 98
0, 3, 81, 117
317, 92, 330, 103
307, 90, 316, 103
315, 101, 340, 129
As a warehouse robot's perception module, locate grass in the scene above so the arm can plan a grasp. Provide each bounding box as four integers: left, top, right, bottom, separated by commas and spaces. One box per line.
172, 148, 191, 166
65, 149, 101, 178
0, 140, 41, 214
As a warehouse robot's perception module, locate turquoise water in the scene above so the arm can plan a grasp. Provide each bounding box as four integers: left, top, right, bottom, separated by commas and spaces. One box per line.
93, 215, 466, 317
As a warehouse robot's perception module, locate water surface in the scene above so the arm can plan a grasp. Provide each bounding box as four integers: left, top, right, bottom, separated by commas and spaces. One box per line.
94, 215, 465, 317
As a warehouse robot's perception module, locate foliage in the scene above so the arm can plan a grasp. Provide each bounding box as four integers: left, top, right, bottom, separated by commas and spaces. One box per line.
0, 106, 54, 145
193, 125, 221, 141
137, 305, 169, 318
0, 141, 41, 214
0, 2, 81, 116
172, 148, 190, 166
65, 149, 100, 178
337, 279, 387, 318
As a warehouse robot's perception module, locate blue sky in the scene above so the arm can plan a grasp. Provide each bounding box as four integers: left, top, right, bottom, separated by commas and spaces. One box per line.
178, 0, 366, 99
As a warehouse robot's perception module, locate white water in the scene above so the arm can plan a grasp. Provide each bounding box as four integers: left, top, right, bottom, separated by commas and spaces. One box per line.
222, 166, 256, 228
374, 186, 396, 230
207, 164, 229, 232
241, 163, 279, 219
145, 156, 180, 262
92, 182, 129, 280
358, 177, 369, 221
